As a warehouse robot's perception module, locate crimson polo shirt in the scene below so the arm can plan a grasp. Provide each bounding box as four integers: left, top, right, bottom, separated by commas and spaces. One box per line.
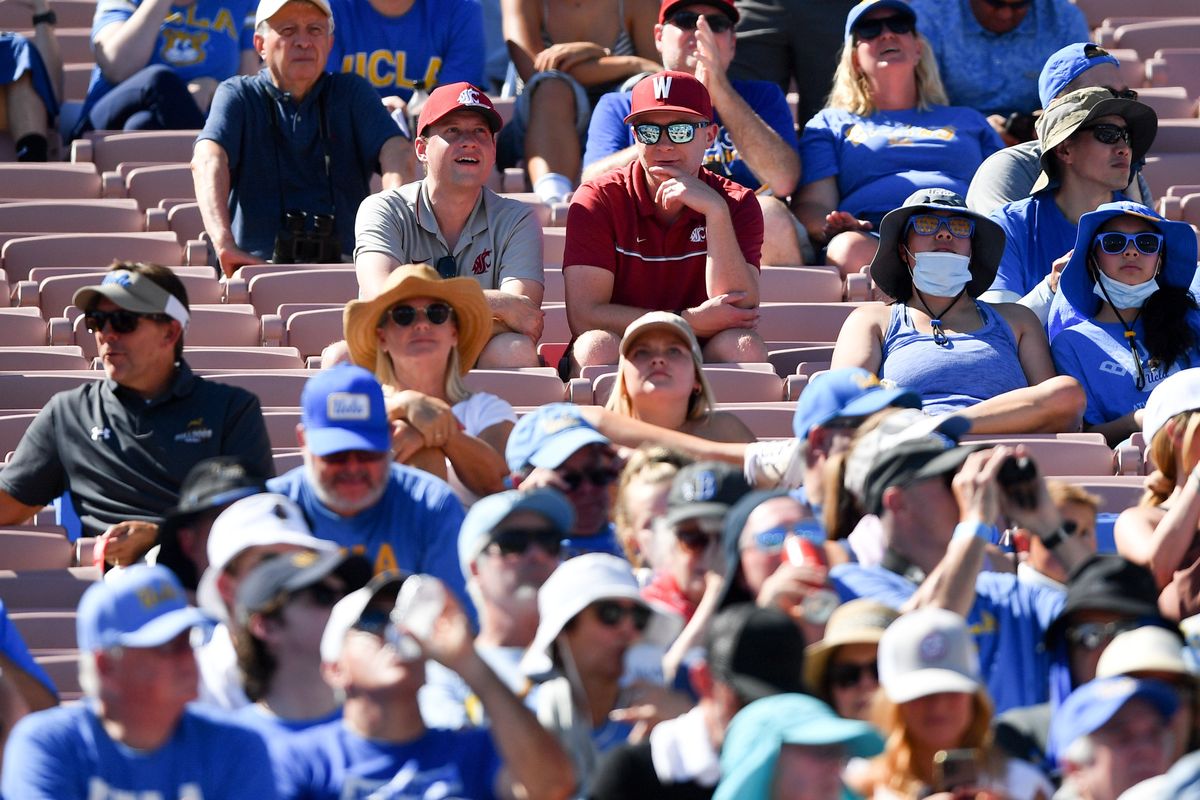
563, 161, 763, 313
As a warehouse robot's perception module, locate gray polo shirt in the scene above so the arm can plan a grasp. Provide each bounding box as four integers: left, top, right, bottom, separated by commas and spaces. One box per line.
0, 362, 273, 536
354, 180, 544, 289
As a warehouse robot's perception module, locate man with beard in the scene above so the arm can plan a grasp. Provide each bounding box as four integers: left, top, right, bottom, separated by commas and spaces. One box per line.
268, 365, 469, 615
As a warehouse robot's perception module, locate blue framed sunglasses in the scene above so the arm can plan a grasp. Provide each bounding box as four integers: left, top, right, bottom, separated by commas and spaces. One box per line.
1094, 231, 1163, 256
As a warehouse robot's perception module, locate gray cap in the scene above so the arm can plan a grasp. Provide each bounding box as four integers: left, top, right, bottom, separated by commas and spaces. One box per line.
72, 268, 190, 326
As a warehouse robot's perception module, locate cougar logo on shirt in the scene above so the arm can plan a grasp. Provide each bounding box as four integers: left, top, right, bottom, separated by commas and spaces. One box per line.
653, 75, 673, 100
689, 226, 706, 243
471, 249, 492, 275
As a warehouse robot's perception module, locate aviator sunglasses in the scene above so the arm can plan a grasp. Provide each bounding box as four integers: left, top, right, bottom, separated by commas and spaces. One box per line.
853, 15, 915, 41
84, 309, 170, 334
1094, 231, 1163, 256
906, 214, 975, 239
387, 302, 454, 327
633, 120, 711, 145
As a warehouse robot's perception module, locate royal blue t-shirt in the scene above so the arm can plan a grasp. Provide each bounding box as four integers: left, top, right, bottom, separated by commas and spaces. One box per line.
583, 79, 800, 192
1, 703, 277, 799
0, 598, 56, 697
275, 722, 502, 800
831, 563, 1065, 714
84, 0, 255, 111
799, 105, 1003, 227
327, 0, 483, 103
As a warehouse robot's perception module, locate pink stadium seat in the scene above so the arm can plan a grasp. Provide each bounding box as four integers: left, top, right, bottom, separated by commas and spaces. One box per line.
544, 228, 566, 265
0, 199, 150, 234
51, 304, 263, 357
1151, 119, 1200, 153
1146, 48, 1200, 99
34, 652, 82, 700
0, 348, 88, 371
262, 410, 302, 450
1179, 193, 1200, 227
273, 449, 304, 474
62, 63, 91, 103
540, 303, 571, 345
2, 232, 185, 282
767, 345, 836, 377
590, 366, 796, 405
246, 269, 359, 317
182, 346, 305, 371
0, 307, 49, 346
0, 528, 72, 571
1142, 154, 1200, 200
0, 372, 100, 409
167, 202, 205, 244
0, 163, 100, 200
1134, 86, 1196, 120
32, 26, 91, 63
1057, 475, 1147, 515
282, 307, 344, 360
719, 403, 797, 438
760, 266, 844, 303
0, 567, 99, 610
18, 270, 222, 319
117, 164, 196, 210
1113, 19, 1200, 61
0, 0, 98, 28
72, 130, 202, 172
966, 435, 1117, 476
464, 369, 570, 406
497, 193, 552, 227
7, 610, 77, 653
757, 302, 870, 343
201, 371, 316, 408
543, 268, 564, 303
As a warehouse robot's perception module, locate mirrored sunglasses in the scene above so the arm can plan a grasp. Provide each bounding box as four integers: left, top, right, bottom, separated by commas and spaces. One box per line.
1065, 618, 1141, 650
388, 302, 454, 327
749, 523, 805, 553
633, 121, 711, 145
592, 599, 651, 631
1081, 123, 1131, 147
486, 527, 564, 558
853, 15, 915, 41
907, 214, 975, 239
84, 309, 169, 334
1094, 231, 1162, 256
667, 10, 734, 33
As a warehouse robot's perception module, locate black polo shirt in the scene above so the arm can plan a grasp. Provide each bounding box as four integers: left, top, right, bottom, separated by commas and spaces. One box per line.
0, 362, 273, 536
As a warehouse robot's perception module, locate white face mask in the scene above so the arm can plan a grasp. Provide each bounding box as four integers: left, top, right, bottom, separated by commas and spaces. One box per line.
1092, 269, 1159, 310
908, 250, 973, 297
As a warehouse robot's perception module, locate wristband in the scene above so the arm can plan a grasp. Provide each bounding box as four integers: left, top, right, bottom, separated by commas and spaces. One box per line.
32, 10, 56, 25
952, 521, 994, 543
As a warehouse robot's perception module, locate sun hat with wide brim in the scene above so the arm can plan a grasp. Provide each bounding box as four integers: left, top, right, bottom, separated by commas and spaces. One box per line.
869, 188, 1006, 301
343, 263, 492, 376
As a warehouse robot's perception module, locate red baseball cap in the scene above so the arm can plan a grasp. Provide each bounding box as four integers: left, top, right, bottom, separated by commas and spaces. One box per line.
624, 71, 714, 123
416, 82, 503, 136
658, 0, 739, 24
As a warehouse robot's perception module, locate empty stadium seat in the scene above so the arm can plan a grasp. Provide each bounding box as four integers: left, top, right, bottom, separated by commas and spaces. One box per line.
589, 366, 799, 405
71, 130, 202, 172
262, 410, 302, 450
0, 163, 100, 200
544, 228, 566, 265
965, 434, 1117, 476
2, 232, 188, 282
0, 307, 49, 346
757, 302, 871, 344
182, 346, 305, 370
718, 403, 797, 438
0, 199, 162, 234
767, 345, 836, 377
0, 413, 37, 456
167, 202, 205, 244
34, 652, 82, 700
1142, 153, 1200, 199
17, 269, 222, 319
464, 369, 575, 406
51, 304, 264, 357
1146, 47, 1200, 98
0, 347, 88, 371
1112, 19, 1200, 61
1134, 86, 1196, 120
200, 371, 316, 407
760, 266, 844, 303
0, 372, 100, 410
113, 164, 196, 210
8, 610, 78, 654
1151, 119, 1200, 152
0, 527, 70, 570
0, 567, 99, 610
246, 269, 358, 317
0, 0, 98, 29
543, 268, 564, 303
279, 307, 343, 361
1057, 475, 1147, 514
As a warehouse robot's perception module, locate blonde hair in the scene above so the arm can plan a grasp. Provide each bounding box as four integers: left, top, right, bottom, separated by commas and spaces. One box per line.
826, 33, 948, 116
613, 446, 693, 566
1047, 480, 1100, 514
373, 320, 471, 404
1143, 411, 1200, 506
870, 689, 1001, 798
605, 331, 715, 422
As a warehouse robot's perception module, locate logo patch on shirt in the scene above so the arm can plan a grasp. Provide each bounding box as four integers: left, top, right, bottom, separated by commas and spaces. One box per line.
327, 392, 370, 420
90, 425, 111, 441
175, 418, 213, 444
471, 249, 492, 275
160, 29, 209, 67
689, 226, 706, 243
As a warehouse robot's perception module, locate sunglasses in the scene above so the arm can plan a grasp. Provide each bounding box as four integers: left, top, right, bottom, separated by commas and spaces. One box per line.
907, 214, 975, 239
1104, 86, 1139, 101
558, 466, 619, 492
828, 660, 879, 689
853, 15, 915, 41
1065, 619, 1141, 651
435, 256, 457, 279
486, 527, 564, 558
1080, 123, 1131, 147
387, 302, 454, 327
747, 523, 805, 553
592, 600, 652, 631
633, 120, 710, 145
321, 449, 389, 465
667, 10, 734, 33
297, 582, 342, 607
978, 0, 1033, 8
1094, 231, 1163, 256
84, 309, 170, 334
675, 525, 721, 554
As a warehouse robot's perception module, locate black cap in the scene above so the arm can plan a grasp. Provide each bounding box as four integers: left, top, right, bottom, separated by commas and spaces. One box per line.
664, 461, 751, 528
706, 604, 805, 702
235, 550, 372, 625
1045, 555, 1164, 646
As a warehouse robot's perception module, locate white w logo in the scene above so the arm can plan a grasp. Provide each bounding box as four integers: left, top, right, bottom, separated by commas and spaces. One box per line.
652, 75, 673, 100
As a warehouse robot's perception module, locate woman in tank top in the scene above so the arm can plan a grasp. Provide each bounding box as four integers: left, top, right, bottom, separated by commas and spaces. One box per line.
831, 189, 1084, 435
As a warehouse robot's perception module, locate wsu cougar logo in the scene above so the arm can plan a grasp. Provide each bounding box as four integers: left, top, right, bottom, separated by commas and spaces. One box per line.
471, 249, 492, 275
457, 87, 485, 107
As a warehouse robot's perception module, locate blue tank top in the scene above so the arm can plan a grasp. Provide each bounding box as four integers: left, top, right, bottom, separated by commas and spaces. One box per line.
880, 301, 1029, 415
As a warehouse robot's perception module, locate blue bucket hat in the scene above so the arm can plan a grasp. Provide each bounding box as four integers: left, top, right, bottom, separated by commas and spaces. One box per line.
457, 488, 574, 576
505, 403, 610, 472
1038, 43, 1121, 109
300, 364, 391, 457
714, 693, 884, 800
1049, 676, 1178, 767
792, 367, 921, 441
1051, 201, 1199, 339
77, 564, 214, 652
843, 0, 915, 39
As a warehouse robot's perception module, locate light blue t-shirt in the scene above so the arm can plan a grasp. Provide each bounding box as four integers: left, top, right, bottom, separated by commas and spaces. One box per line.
1, 703, 277, 799
84, 0, 255, 111
267, 463, 470, 621
830, 563, 1065, 714
799, 105, 1002, 227
583, 79, 800, 192
328, 0, 484, 103
275, 722, 502, 800
1051, 314, 1200, 425
908, 0, 1088, 116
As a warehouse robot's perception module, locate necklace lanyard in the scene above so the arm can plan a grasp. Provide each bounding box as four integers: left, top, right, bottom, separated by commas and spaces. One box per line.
910, 288, 968, 347
1092, 268, 1147, 390
258, 77, 336, 222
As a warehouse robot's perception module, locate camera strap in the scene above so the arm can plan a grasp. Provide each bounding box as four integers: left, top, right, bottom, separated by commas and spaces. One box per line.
257, 76, 336, 223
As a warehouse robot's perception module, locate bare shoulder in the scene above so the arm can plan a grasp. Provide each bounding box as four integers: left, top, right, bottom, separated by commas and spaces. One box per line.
685, 411, 756, 444
991, 300, 1040, 332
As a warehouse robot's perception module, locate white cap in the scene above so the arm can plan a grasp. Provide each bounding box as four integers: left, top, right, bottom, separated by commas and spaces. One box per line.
197, 492, 337, 622
320, 571, 405, 664
254, 0, 332, 29
1142, 368, 1200, 447
1096, 626, 1190, 679
520, 553, 679, 678
878, 608, 982, 704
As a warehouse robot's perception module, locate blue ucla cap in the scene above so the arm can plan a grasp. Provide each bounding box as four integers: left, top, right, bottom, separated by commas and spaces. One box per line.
1050, 676, 1178, 766
300, 365, 390, 457
1039, 42, 1121, 109
792, 368, 921, 441
505, 403, 611, 472
77, 564, 214, 652
844, 0, 915, 39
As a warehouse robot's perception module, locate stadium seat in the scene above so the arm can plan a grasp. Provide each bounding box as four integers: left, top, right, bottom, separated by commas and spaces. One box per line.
464, 369, 574, 406
589, 366, 798, 405
246, 269, 358, 317
62, 62, 91, 103
71, 130, 202, 172
0, 413, 36, 456
17, 269, 222, 319
757, 302, 871, 343
0, 199, 160, 234
767, 345, 836, 378
1146, 48, 1200, 98
167, 202, 205, 244
200, 371, 315, 408
0, 372, 100, 410
34, 652, 82, 700
0, 163, 100, 201
1057, 475, 1147, 515
544, 227, 566, 265
1142, 154, 1200, 199
261, 410, 302, 450
1134, 86, 1196, 120
1151, 119, 1200, 153
278, 307, 343, 361
539, 303, 572, 345
113, 164, 196, 210
273, 449, 304, 474
543, 268, 564, 303
51, 304, 264, 357
0, 567, 99, 610
0, 347, 88, 371
965, 434, 1117, 476
0, 307, 49, 346
182, 346, 305, 371
719, 403, 797, 438
1112, 19, 1200, 61
1179, 193, 1200, 227
0, 0, 98, 29
759, 266, 844, 303
2, 232, 187, 282
0, 527, 70, 570
8, 610, 78, 654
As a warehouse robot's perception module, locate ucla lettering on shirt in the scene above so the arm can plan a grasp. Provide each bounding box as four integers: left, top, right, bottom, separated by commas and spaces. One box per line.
87, 778, 205, 799
341, 763, 468, 799
342, 51, 443, 92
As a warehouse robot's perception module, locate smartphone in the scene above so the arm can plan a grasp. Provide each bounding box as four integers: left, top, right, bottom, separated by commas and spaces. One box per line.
933, 748, 980, 793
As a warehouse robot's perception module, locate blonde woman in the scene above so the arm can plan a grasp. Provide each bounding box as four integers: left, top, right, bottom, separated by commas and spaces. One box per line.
612, 445, 692, 576
793, 0, 1002, 276
605, 311, 754, 444
343, 263, 513, 500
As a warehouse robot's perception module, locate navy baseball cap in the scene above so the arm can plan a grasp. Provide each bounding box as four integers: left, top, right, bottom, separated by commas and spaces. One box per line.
1038, 42, 1121, 109
844, 0, 915, 39
300, 365, 390, 457
792, 368, 921, 441
1050, 676, 1178, 766
505, 403, 610, 472
77, 564, 214, 652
